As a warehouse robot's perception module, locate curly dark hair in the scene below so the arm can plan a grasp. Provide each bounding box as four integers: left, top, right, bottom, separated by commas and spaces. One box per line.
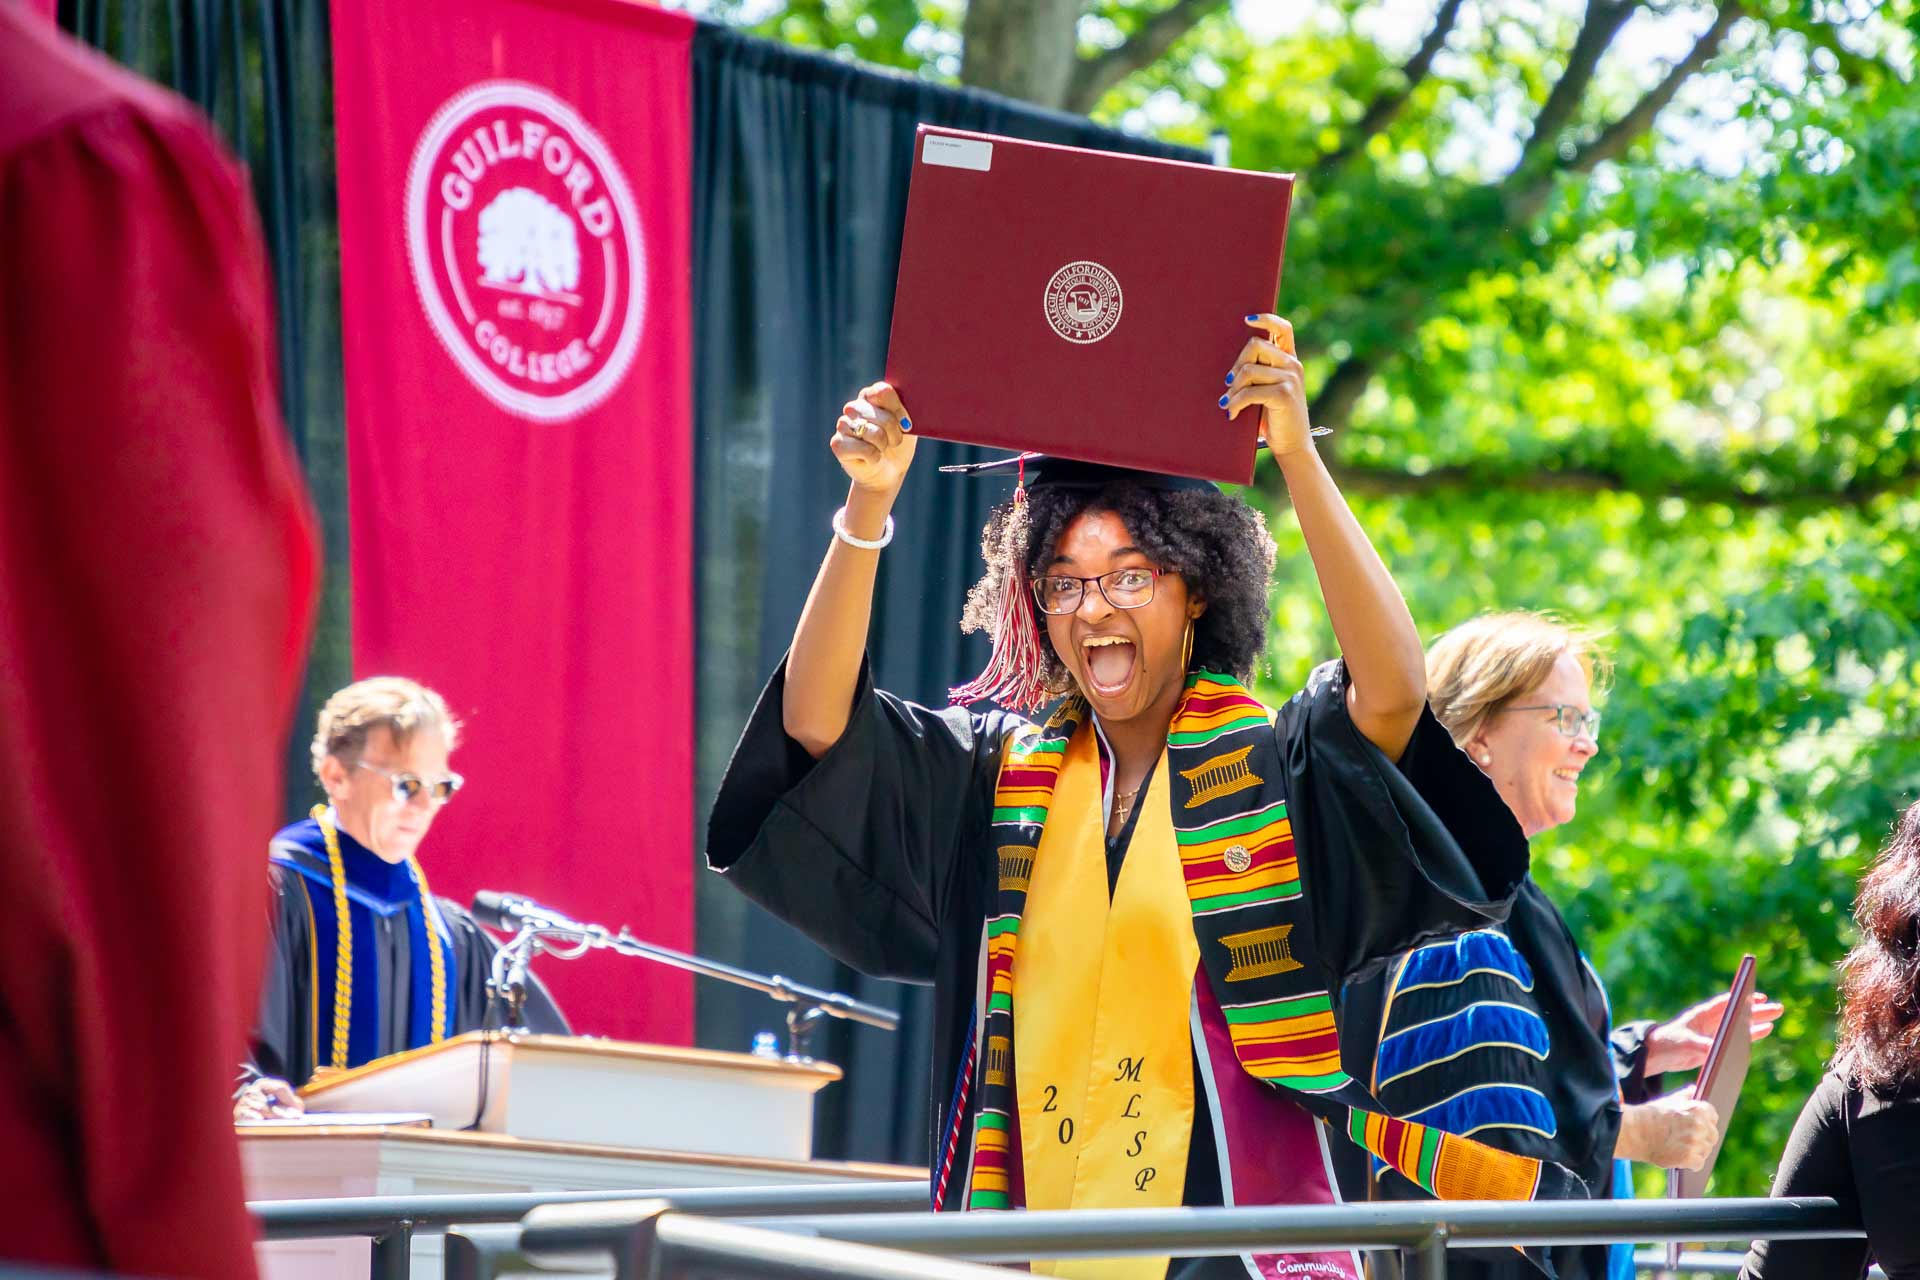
1835, 801, 1920, 1093
961, 480, 1278, 699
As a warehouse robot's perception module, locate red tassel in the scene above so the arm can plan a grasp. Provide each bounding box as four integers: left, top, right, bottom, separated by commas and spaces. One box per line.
950, 480, 1052, 713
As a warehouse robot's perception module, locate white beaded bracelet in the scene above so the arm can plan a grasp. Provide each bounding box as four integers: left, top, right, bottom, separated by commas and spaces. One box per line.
832, 506, 895, 551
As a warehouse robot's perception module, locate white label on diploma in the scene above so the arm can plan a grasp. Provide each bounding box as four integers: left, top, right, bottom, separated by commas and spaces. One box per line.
923, 135, 993, 172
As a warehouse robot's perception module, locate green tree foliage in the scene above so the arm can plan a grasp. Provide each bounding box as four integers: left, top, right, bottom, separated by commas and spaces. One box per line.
682, 0, 1920, 1194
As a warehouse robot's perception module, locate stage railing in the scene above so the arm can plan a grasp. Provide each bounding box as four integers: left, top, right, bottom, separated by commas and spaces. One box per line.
528, 1197, 1857, 1280
253, 1187, 1864, 1279
1631, 1249, 1886, 1277
251, 1180, 929, 1279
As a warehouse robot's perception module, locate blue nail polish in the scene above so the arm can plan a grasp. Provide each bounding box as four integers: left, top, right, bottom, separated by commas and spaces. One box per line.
900, 416, 912, 431
1224, 373, 1234, 386
1245, 314, 1258, 322
1217, 394, 1230, 408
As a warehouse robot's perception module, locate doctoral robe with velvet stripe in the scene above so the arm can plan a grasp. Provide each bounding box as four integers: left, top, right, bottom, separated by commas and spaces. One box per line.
1336, 880, 1664, 1280
246, 818, 569, 1090
707, 658, 1553, 1230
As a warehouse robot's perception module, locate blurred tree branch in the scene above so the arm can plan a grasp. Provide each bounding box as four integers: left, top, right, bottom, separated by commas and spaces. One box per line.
1065, 0, 1232, 114
1506, 0, 1744, 223
1316, 449, 1920, 507
1321, 0, 1470, 171
1296, 0, 1746, 458
1516, 0, 1641, 173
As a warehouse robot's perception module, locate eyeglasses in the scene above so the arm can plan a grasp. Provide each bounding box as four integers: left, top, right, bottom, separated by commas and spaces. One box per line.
356, 760, 465, 805
1497, 704, 1601, 742
1029, 567, 1162, 616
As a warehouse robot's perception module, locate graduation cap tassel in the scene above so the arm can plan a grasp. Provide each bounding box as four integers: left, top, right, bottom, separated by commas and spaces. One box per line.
950, 469, 1051, 713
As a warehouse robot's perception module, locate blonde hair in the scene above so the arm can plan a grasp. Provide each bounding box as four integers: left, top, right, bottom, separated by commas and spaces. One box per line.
311, 676, 460, 780
1426, 612, 1612, 750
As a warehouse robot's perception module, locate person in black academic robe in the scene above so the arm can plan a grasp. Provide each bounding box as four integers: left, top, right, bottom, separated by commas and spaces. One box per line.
243, 818, 569, 1093
236, 678, 566, 1118
706, 324, 1595, 1280
710, 653, 1531, 1164
1334, 881, 1667, 1280
1338, 614, 1782, 1280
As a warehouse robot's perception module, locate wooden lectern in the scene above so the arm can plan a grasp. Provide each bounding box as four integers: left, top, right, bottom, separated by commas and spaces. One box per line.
297, 1031, 840, 1159
247, 1033, 917, 1278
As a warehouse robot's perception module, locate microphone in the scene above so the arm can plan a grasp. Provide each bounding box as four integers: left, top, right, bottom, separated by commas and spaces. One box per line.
471, 889, 900, 1045
471, 890, 592, 935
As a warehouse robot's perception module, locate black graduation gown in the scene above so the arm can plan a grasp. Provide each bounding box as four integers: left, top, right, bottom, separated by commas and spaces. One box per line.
246, 845, 569, 1090
707, 658, 1541, 1202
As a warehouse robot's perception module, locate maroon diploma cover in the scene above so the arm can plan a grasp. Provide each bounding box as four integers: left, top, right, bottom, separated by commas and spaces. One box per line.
1666, 954, 1758, 1267
887, 125, 1295, 484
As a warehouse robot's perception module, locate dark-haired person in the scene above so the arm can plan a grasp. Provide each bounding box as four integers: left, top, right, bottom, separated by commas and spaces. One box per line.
235, 677, 566, 1118
1742, 801, 1920, 1280
708, 315, 1590, 1280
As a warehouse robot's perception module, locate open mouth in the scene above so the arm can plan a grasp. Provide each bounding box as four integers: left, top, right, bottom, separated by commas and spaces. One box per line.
1551, 768, 1581, 785
1082, 634, 1137, 697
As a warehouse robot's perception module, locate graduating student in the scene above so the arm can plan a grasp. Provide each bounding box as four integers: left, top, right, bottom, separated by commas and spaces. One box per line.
709, 315, 1591, 1279
236, 678, 566, 1118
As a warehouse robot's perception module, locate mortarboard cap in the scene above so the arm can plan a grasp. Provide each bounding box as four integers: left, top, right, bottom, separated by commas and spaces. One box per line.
938, 451, 1225, 493
887, 125, 1294, 486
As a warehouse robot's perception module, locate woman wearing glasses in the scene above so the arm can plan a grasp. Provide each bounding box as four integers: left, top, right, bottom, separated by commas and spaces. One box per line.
1347, 613, 1782, 1280
710, 318, 1602, 1280
234, 677, 566, 1119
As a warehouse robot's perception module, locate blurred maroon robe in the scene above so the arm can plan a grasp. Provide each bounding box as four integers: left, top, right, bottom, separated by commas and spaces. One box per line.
0, 8, 319, 1275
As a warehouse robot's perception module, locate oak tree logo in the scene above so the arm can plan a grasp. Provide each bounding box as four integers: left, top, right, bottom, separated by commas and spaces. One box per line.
406, 81, 646, 421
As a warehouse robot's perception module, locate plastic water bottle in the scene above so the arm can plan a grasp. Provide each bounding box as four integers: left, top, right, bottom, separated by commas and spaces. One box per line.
750, 1030, 781, 1059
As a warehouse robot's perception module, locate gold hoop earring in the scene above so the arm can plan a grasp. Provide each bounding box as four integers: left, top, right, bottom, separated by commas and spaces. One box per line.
1181, 620, 1195, 672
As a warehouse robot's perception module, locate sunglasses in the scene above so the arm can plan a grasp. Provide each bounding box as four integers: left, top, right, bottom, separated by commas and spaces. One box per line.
355, 760, 465, 804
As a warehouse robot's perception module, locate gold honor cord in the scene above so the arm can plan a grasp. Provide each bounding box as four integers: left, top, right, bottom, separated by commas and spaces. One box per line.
407, 854, 450, 1045
313, 805, 449, 1071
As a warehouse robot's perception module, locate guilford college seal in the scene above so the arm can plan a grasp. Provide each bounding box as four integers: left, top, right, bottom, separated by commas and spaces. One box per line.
1043, 260, 1123, 344
406, 80, 647, 421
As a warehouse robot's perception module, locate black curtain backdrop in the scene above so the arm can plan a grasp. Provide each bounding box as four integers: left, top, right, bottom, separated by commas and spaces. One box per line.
689, 26, 1202, 1164
60, 1, 1203, 1166
57, 0, 354, 817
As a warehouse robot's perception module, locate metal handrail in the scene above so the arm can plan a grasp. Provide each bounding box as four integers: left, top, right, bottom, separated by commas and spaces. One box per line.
517, 1200, 1011, 1280
650, 1213, 1015, 1280
442, 1223, 607, 1279
730, 1198, 1858, 1257
248, 1186, 1861, 1280
510, 1197, 1858, 1280
251, 1178, 927, 1238
1631, 1249, 1887, 1277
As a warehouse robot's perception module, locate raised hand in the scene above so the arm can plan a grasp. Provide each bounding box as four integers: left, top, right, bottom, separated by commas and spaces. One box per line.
832, 381, 918, 499
1222, 314, 1316, 457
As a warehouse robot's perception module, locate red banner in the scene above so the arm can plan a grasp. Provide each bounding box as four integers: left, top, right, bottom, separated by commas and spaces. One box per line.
330, 0, 694, 1043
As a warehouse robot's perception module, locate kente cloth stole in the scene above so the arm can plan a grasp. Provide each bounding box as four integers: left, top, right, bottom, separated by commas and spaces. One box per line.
957, 671, 1569, 1225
